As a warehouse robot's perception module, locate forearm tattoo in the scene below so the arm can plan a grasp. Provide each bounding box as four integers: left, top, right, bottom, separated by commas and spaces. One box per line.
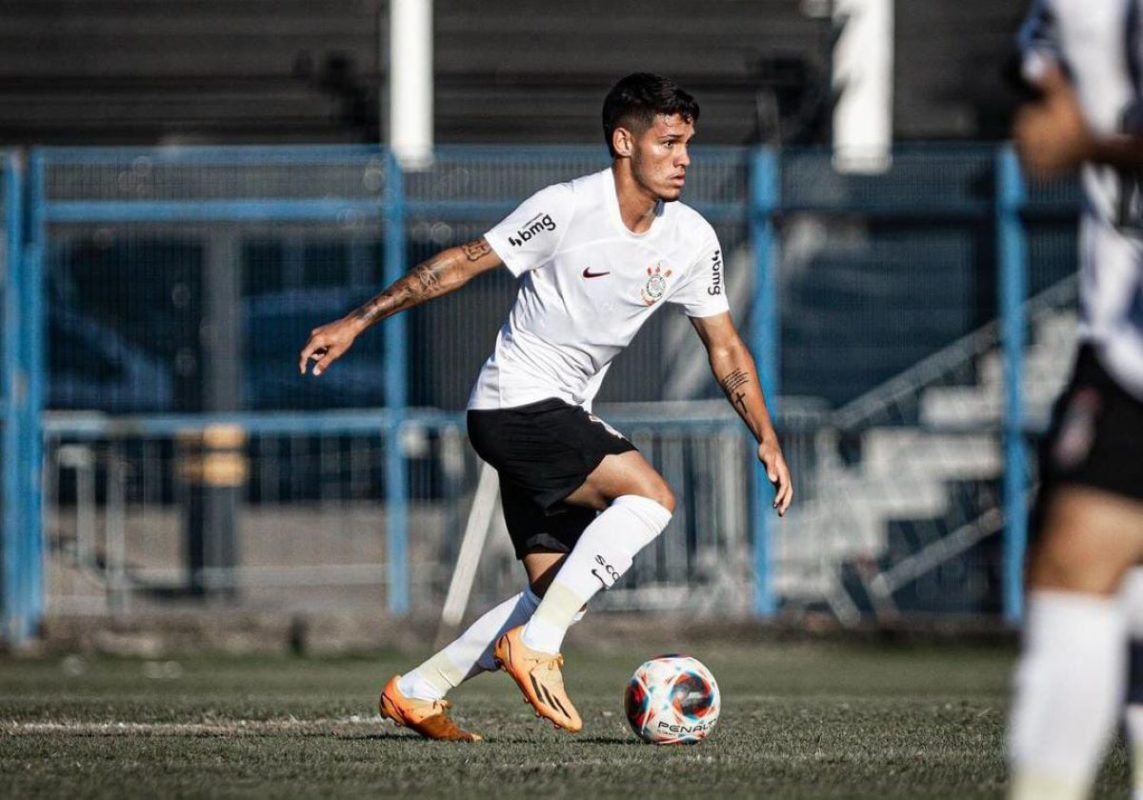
461, 239, 492, 262
352, 253, 453, 326
720, 368, 752, 415
414, 260, 442, 292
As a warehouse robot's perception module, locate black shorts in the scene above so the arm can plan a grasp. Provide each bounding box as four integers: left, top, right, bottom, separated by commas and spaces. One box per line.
1031, 344, 1143, 539
467, 398, 637, 558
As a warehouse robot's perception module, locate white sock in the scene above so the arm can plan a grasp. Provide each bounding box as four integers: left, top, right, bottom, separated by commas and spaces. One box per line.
1120, 569, 1143, 799
396, 587, 589, 701
521, 495, 671, 654
398, 588, 541, 700
1008, 590, 1127, 800
1127, 705, 1143, 800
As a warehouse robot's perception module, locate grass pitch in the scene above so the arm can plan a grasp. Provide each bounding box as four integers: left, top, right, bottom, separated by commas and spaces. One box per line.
0, 641, 1130, 798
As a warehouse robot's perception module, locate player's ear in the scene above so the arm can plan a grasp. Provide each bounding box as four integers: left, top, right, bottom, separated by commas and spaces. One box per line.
612, 126, 635, 158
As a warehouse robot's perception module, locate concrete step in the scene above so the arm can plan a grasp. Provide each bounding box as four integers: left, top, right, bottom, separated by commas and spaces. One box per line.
774, 426, 1000, 605
861, 429, 1000, 478
920, 310, 1077, 429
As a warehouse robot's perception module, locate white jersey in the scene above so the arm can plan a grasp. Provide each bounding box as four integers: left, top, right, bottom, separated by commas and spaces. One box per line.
1020, 0, 1143, 399
468, 168, 729, 411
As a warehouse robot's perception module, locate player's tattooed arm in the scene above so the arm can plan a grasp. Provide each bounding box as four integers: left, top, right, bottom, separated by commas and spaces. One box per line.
718, 368, 752, 417
351, 255, 450, 326
691, 312, 793, 514
351, 239, 500, 326
461, 238, 493, 262
299, 238, 502, 376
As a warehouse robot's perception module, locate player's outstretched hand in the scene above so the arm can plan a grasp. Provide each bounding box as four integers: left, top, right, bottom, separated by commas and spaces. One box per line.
299, 318, 362, 376
757, 439, 793, 516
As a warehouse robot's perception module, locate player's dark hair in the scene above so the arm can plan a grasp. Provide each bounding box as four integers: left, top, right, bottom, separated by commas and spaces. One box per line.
602, 73, 700, 158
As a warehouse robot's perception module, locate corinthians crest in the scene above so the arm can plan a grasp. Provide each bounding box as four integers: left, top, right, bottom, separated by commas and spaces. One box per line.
640, 263, 673, 306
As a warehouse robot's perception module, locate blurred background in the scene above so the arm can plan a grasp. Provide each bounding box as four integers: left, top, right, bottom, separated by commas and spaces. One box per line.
0, 0, 1074, 648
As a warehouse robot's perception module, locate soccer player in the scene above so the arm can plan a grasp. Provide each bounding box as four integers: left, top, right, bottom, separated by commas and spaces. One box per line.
1006, 3, 1143, 798
299, 73, 792, 741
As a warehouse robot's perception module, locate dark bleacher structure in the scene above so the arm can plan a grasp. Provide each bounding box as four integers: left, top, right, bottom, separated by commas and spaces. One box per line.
0, 0, 1029, 147
894, 0, 1030, 142
0, 0, 838, 146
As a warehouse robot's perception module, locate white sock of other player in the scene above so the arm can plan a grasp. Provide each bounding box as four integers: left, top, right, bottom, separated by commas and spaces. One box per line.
1120, 568, 1143, 800
1127, 704, 1143, 800
1008, 590, 1127, 800
398, 587, 586, 701
521, 494, 672, 654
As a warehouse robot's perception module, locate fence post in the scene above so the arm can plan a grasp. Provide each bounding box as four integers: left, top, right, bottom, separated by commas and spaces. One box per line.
750, 148, 780, 618
2, 152, 24, 643
384, 150, 410, 616
996, 145, 1028, 626
24, 151, 45, 636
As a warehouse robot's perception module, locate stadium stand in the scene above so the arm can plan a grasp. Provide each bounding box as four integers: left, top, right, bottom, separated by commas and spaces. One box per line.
0, 0, 1032, 147
893, 0, 1029, 141
0, 0, 824, 146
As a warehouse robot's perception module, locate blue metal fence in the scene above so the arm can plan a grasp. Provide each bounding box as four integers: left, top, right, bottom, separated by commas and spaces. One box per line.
35, 145, 413, 622
2, 151, 40, 644
996, 147, 1028, 625
1, 152, 17, 641
0, 143, 1083, 643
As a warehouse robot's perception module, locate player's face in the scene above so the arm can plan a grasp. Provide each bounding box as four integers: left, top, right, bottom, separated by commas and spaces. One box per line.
629, 113, 695, 202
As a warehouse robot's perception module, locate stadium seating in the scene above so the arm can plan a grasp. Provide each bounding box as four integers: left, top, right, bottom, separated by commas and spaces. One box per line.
894, 0, 1029, 141
776, 295, 1076, 618
0, 0, 1038, 148
0, 0, 823, 146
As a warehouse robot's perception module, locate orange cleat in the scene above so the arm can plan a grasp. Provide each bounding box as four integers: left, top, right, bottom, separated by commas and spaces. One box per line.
493, 626, 583, 733
378, 675, 483, 742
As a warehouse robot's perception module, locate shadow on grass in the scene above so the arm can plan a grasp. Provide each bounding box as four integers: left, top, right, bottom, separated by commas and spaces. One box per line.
481, 734, 636, 745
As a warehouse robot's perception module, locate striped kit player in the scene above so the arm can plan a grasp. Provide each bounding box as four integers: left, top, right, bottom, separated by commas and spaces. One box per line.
1008, 2, 1143, 799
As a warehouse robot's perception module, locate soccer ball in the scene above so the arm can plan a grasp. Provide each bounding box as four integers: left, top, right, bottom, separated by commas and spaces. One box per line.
623, 654, 720, 744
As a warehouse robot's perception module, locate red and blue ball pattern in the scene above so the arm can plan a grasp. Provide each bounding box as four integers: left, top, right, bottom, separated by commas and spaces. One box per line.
623, 654, 720, 744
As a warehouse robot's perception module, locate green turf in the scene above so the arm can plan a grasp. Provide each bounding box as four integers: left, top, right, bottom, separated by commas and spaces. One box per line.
0, 642, 1130, 798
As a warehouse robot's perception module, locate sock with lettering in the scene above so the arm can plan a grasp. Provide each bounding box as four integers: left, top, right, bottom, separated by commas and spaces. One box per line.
521, 495, 671, 654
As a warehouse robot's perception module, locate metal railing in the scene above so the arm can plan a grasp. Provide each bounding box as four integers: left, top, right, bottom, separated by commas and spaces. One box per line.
40, 406, 781, 620
0, 143, 1081, 641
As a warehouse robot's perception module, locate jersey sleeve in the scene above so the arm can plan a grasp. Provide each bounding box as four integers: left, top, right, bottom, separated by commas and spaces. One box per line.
669, 225, 731, 319
483, 182, 574, 277
1017, 0, 1062, 86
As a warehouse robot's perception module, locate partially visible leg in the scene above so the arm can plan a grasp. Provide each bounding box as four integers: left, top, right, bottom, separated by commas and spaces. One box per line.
380, 484, 593, 741
380, 581, 540, 742
520, 450, 674, 656
1008, 487, 1143, 800
496, 450, 674, 732
1120, 568, 1143, 800
398, 551, 571, 701
398, 586, 543, 702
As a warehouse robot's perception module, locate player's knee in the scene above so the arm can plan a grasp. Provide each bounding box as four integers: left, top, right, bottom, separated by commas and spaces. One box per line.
1028, 531, 1126, 595
614, 494, 673, 532
632, 484, 675, 514
599, 495, 673, 562
629, 473, 675, 514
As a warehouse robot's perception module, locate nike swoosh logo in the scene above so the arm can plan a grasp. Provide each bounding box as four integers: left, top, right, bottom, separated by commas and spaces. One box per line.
582, 267, 611, 278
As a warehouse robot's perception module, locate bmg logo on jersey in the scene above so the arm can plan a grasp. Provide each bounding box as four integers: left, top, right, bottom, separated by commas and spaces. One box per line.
507, 212, 557, 247
707, 249, 723, 295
